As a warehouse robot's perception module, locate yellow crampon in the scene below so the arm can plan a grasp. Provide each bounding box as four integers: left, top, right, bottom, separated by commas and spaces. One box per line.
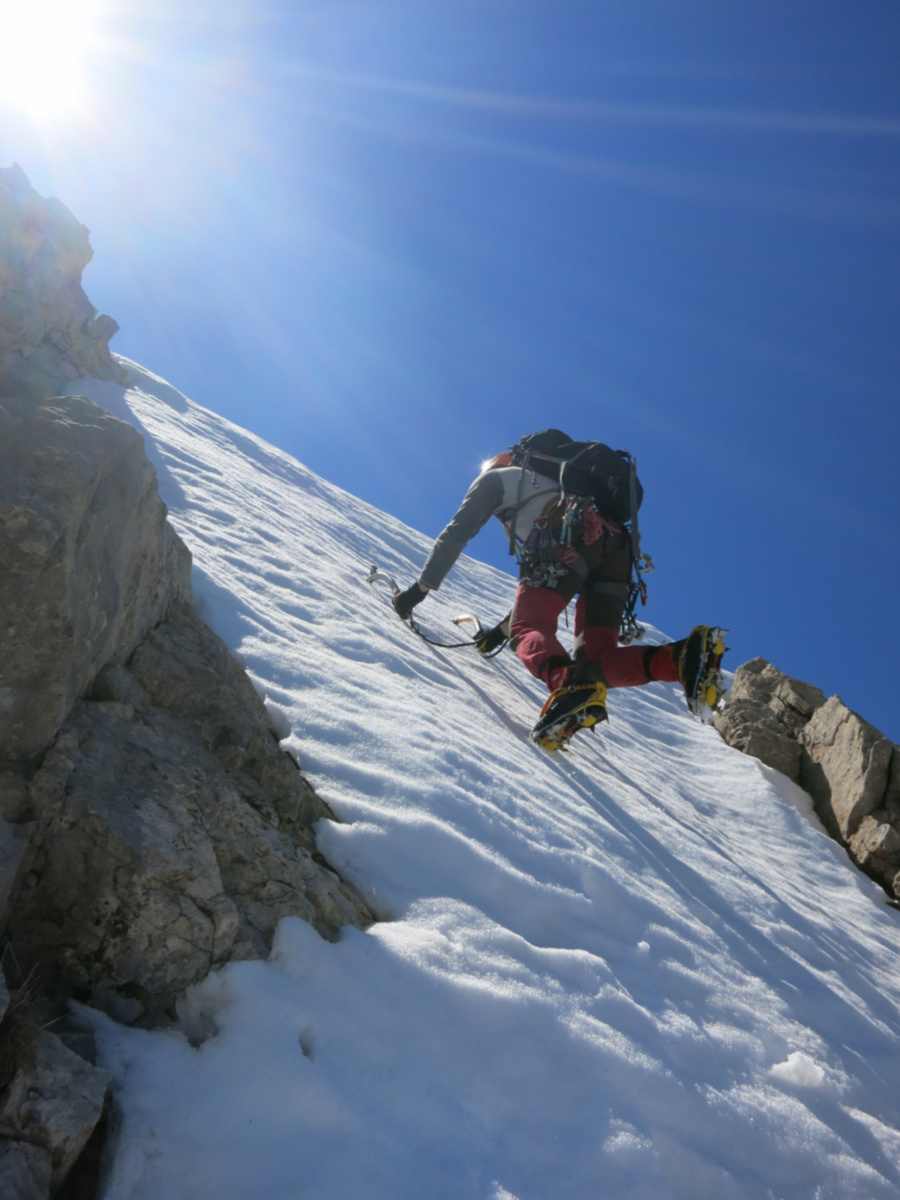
531, 682, 608, 752
703, 632, 727, 708
679, 626, 729, 716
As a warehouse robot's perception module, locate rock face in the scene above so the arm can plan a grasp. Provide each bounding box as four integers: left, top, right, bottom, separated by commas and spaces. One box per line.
125, 604, 330, 834
0, 166, 375, 1194
716, 659, 900, 899
799, 697, 893, 840
0, 1138, 52, 1200
0, 1030, 109, 1191
8, 602, 372, 1025
713, 657, 826, 784
0, 163, 125, 396
0, 165, 372, 993
0, 818, 28, 936
0, 391, 192, 764
714, 696, 803, 783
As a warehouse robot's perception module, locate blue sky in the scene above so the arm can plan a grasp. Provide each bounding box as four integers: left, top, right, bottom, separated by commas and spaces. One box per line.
3, 0, 899, 737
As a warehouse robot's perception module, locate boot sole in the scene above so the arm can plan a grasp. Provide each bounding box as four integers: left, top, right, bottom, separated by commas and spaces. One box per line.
532, 684, 608, 751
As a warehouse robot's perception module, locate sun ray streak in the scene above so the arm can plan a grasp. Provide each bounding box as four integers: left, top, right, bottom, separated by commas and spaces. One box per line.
282, 68, 900, 139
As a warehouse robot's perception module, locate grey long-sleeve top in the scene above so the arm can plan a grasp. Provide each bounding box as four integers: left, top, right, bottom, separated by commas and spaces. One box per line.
419, 466, 560, 590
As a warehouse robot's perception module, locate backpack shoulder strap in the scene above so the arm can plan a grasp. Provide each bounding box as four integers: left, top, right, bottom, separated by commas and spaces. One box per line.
627, 453, 641, 565
506, 451, 533, 556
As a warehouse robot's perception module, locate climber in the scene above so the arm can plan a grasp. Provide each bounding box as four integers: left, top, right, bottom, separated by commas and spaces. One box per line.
391, 429, 726, 751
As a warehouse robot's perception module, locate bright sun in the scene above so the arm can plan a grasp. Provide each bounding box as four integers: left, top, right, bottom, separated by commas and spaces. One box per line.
0, 0, 98, 118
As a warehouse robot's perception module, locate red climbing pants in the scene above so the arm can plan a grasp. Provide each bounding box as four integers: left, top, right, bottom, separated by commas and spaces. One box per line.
510, 582, 680, 693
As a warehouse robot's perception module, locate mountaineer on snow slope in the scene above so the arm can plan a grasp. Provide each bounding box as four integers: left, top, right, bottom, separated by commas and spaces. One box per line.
391, 429, 727, 751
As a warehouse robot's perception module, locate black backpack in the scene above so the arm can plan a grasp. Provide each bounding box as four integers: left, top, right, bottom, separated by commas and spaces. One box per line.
513, 429, 643, 525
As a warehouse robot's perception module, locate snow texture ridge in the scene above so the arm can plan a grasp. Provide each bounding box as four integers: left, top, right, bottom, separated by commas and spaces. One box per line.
75, 358, 900, 1200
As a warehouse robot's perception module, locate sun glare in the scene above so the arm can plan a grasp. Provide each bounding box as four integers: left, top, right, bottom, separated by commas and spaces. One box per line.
0, 0, 98, 118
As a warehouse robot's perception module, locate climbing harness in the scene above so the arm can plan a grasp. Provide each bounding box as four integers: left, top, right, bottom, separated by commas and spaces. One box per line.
518, 515, 575, 589
500, 438, 654, 645
509, 457, 654, 645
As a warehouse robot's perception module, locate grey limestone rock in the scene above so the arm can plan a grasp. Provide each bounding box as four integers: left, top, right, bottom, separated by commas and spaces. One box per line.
717, 658, 900, 899
714, 657, 822, 781
799, 695, 894, 841
0, 818, 28, 935
0, 390, 192, 762
0, 165, 377, 1194
11, 696, 245, 1021
713, 697, 802, 782
0, 769, 32, 825
125, 601, 331, 833
728, 657, 826, 736
0, 1030, 108, 1190
0, 163, 125, 395
9, 659, 372, 1023
848, 813, 900, 890
883, 745, 900, 815
0, 1138, 52, 1200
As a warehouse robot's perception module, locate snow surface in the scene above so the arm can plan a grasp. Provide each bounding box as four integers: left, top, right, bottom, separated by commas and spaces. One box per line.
73, 358, 900, 1200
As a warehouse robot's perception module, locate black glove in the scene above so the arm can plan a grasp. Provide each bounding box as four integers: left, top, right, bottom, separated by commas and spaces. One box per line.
475, 616, 510, 656
392, 581, 428, 620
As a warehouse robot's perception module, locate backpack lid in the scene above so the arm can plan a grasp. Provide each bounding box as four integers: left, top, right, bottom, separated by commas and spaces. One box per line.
513, 430, 576, 465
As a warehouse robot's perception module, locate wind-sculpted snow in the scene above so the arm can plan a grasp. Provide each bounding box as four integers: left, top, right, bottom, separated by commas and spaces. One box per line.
77, 358, 900, 1200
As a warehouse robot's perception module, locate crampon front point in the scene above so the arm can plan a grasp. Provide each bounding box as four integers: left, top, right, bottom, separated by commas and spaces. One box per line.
679, 626, 729, 717
531, 682, 608, 752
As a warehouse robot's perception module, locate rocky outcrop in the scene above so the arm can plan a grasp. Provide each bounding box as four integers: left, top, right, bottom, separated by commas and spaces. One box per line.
0, 390, 192, 764
716, 659, 900, 900
0, 1029, 109, 1191
0, 820, 27, 938
713, 695, 803, 783
0, 960, 108, 1200
0, 166, 375, 1194
7, 602, 372, 1026
713, 658, 826, 784
125, 604, 330, 834
0, 384, 373, 1028
0, 163, 125, 396
799, 698, 900, 897
799, 697, 893, 839
0, 1138, 52, 1200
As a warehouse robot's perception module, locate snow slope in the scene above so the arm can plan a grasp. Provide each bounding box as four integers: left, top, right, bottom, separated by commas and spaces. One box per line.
74, 359, 900, 1200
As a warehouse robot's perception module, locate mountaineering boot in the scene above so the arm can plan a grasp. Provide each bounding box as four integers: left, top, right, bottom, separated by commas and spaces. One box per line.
531, 682, 608, 752
675, 626, 728, 716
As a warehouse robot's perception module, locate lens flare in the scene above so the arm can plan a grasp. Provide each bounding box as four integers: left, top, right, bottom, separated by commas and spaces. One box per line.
0, 0, 98, 117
